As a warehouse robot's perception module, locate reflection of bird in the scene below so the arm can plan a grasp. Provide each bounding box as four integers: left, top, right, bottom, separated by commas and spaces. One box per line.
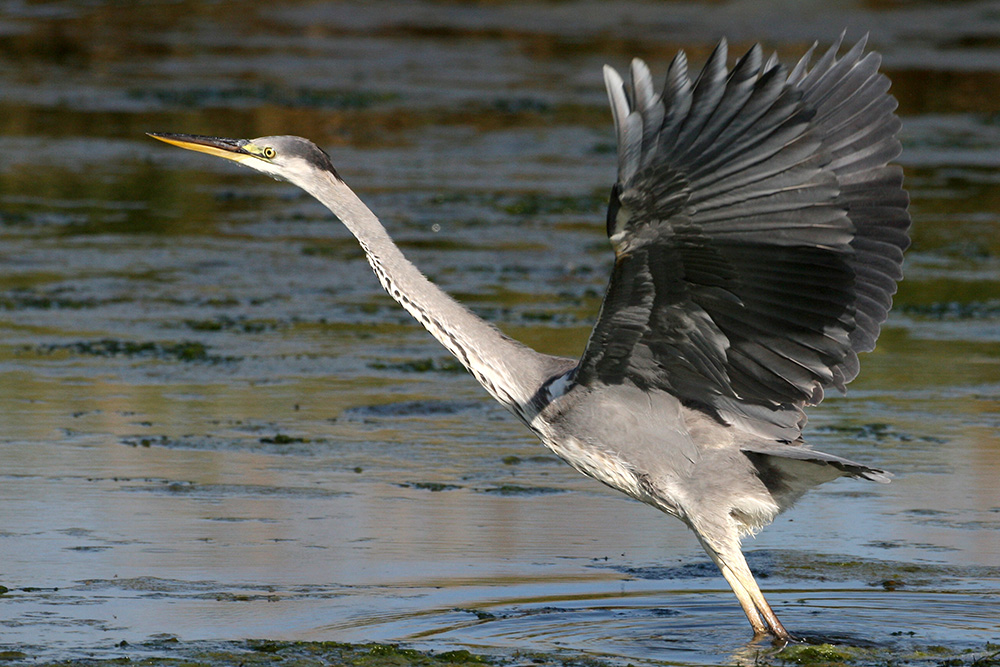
150, 33, 909, 641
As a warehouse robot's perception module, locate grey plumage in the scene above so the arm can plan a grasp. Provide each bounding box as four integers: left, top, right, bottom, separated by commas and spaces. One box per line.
583, 34, 908, 445
149, 34, 909, 642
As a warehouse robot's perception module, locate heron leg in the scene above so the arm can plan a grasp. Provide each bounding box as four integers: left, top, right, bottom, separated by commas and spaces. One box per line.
719, 554, 791, 641
716, 560, 768, 635
697, 534, 792, 641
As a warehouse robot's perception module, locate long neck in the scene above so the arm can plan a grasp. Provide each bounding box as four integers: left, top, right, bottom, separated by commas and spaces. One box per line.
303, 171, 551, 418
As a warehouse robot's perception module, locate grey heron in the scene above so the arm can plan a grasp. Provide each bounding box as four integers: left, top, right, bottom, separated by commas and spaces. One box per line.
149, 34, 909, 641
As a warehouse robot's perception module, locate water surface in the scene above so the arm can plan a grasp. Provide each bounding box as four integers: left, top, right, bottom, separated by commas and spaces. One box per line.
1, 1, 999, 665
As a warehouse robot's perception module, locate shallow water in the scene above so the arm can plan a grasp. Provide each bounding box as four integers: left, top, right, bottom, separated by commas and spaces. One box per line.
1, 1, 999, 665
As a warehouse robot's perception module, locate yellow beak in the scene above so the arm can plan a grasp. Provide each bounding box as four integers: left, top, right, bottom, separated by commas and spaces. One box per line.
147, 132, 255, 164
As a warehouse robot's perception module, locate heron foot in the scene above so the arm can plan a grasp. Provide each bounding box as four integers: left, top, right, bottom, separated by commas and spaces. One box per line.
750, 625, 797, 647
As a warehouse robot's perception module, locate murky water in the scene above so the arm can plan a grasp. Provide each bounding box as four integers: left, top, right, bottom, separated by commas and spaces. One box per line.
1, 1, 999, 664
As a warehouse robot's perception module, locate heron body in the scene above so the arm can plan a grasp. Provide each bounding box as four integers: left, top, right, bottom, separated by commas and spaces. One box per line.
150, 34, 909, 641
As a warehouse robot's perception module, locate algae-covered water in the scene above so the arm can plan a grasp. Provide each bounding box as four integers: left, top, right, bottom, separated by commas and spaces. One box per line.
1, 1, 999, 665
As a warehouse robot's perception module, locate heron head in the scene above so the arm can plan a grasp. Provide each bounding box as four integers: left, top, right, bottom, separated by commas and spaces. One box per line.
148, 133, 342, 186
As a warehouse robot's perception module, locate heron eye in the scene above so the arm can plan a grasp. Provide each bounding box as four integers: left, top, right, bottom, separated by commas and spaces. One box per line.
262, 147, 276, 159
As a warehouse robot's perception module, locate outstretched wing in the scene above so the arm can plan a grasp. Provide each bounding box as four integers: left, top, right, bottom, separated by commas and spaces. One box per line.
574, 35, 910, 440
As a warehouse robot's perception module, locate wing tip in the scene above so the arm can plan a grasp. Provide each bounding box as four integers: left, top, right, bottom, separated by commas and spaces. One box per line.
860, 468, 893, 484
603, 63, 628, 130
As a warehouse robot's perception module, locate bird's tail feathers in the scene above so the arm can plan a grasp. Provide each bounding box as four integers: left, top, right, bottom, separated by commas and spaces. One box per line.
741, 443, 890, 513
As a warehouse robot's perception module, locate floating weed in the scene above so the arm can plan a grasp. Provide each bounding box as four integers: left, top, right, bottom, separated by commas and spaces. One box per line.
121, 434, 329, 454
612, 560, 723, 580
776, 643, 859, 665
433, 649, 485, 664
477, 484, 564, 496
812, 422, 947, 445
589, 141, 617, 154
125, 479, 346, 500
259, 434, 310, 445
491, 97, 552, 114
123, 435, 185, 449
2, 637, 999, 667
499, 191, 607, 217
401, 481, 463, 492
501, 454, 560, 465
768, 642, 1000, 667
901, 300, 1000, 320
0, 287, 129, 311
182, 316, 281, 333
301, 243, 367, 259
368, 357, 466, 374
28, 339, 234, 363
339, 400, 485, 420
609, 550, 1000, 588
453, 607, 498, 621
425, 190, 608, 219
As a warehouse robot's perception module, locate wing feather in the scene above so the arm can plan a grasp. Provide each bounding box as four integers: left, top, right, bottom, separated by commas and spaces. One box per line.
674, 40, 731, 155
576, 36, 910, 440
